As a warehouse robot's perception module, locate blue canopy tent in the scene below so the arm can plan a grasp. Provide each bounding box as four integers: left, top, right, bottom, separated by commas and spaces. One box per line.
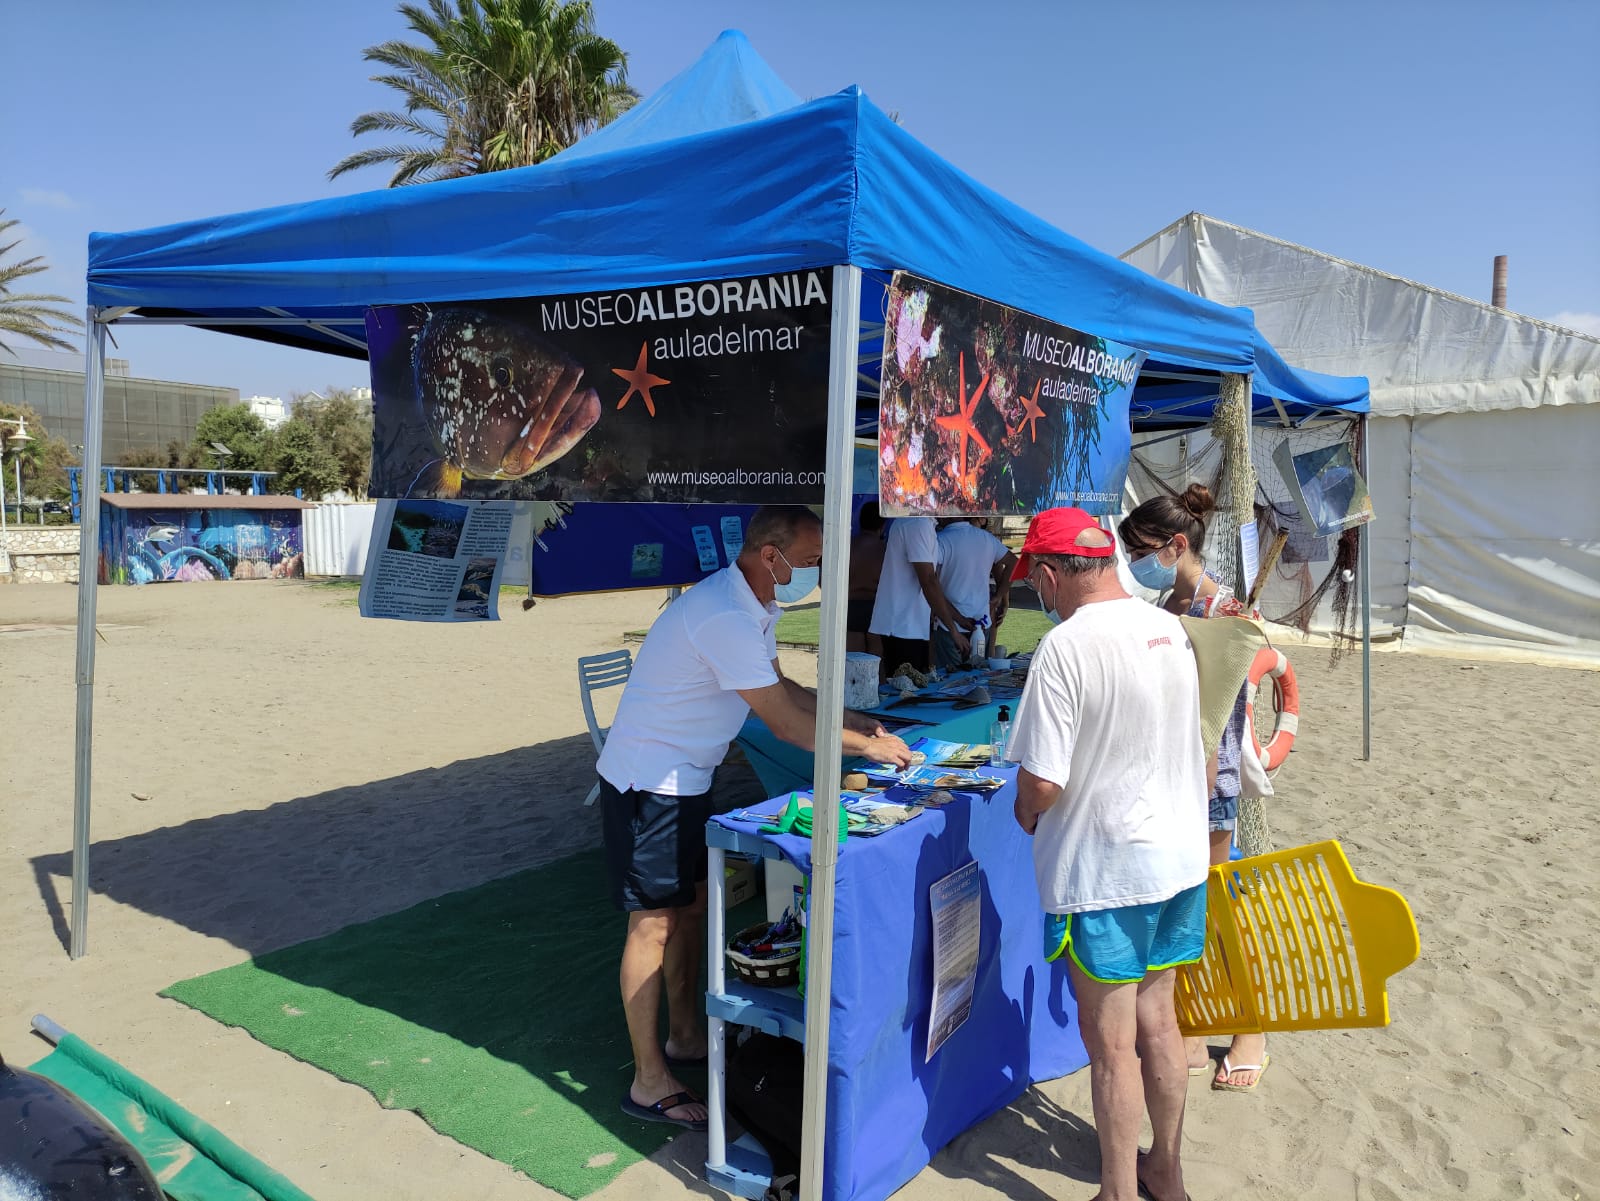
73, 29, 1367, 1201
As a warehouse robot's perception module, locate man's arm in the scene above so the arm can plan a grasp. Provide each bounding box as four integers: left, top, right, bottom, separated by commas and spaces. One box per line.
989, 551, 1018, 633
740, 681, 914, 767
913, 561, 972, 654
1014, 767, 1063, 835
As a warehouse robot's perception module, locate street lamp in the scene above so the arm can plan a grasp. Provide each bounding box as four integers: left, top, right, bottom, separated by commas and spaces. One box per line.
1, 416, 33, 548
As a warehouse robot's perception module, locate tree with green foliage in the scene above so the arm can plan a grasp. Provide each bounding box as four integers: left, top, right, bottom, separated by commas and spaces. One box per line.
1, 400, 74, 504
0, 211, 83, 355
265, 418, 344, 500
329, 0, 636, 186
294, 389, 373, 497
188, 404, 270, 474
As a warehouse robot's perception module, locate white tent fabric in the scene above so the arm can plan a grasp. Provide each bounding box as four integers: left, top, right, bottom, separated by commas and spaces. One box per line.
1122, 213, 1600, 662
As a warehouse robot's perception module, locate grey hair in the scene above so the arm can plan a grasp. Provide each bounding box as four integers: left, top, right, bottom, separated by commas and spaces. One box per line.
1033, 551, 1115, 578
745, 505, 823, 553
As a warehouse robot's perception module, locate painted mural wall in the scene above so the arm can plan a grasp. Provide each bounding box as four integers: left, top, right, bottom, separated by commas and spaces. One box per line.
100, 507, 305, 584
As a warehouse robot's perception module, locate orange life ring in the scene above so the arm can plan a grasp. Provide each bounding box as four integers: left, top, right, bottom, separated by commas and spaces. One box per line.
1245, 646, 1299, 770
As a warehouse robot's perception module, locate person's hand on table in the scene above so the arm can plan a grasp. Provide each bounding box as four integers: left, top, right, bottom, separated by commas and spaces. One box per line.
843, 709, 885, 737
863, 733, 914, 768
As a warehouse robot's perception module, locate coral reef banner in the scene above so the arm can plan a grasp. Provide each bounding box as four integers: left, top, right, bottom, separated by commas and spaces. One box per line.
878, 272, 1146, 517
366, 271, 834, 504
100, 509, 304, 585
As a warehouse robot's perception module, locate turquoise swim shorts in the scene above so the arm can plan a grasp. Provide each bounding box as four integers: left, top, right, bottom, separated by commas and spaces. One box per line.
1043, 882, 1208, 984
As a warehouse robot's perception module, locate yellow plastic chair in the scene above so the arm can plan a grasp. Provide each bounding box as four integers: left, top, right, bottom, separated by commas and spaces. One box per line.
1176, 840, 1420, 1037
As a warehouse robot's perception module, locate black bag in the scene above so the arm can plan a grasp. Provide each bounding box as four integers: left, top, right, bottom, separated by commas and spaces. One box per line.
726, 1032, 804, 1201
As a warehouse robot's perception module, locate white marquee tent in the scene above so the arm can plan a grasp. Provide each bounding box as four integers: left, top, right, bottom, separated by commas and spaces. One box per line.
1123, 213, 1600, 663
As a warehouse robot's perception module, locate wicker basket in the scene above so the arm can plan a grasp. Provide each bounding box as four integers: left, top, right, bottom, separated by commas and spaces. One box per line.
726, 921, 801, 988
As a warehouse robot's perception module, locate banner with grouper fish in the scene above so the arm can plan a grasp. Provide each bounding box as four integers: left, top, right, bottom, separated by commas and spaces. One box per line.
878, 272, 1146, 517
366, 271, 834, 504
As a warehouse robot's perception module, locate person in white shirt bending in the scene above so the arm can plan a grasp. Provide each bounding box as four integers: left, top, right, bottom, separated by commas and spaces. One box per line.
933, 517, 1017, 669
1006, 507, 1211, 1201
597, 505, 915, 1133
867, 514, 972, 674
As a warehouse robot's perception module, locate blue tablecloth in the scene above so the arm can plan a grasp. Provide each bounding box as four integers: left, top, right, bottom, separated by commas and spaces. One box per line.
734, 670, 1013, 796
710, 772, 1087, 1201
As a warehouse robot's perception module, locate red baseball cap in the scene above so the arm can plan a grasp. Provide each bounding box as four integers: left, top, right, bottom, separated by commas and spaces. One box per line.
1011, 507, 1117, 579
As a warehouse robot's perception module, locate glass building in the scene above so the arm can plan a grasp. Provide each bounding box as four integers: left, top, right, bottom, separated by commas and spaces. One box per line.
0, 356, 238, 462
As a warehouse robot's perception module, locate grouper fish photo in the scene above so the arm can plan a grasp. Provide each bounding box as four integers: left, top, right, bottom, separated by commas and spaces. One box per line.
412, 307, 602, 484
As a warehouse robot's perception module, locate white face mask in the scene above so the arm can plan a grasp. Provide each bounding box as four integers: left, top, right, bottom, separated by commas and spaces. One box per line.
770, 548, 819, 603
1030, 565, 1063, 625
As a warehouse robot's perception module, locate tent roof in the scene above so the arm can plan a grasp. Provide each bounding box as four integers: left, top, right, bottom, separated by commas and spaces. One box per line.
1122, 212, 1600, 417
87, 32, 1258, 375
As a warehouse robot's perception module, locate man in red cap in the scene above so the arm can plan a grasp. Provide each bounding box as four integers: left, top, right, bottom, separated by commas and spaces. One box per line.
1005, 507, 1210, 1201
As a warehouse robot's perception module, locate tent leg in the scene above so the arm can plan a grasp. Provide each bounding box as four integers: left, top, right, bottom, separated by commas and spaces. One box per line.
1360, 414, 1372, 761
71, 312, 108, 959
798, 264, 861, 1201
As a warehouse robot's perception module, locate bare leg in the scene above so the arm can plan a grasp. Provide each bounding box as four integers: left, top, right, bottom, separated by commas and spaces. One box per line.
1134, 968, 1190, 1201
662, 881, 708, 1061
1068, 961, 1143, 1201
621, 908, 705, 1122
1202, 826, 1269, 1089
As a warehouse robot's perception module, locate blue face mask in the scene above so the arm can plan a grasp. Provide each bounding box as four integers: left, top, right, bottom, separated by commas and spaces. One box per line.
1129, 547, 1178, 592
772, 549, 820, 603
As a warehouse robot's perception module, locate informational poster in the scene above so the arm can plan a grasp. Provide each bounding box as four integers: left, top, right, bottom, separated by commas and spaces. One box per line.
1239, 519, 1260, 596
366, 271, 835, 504
525, 503, 756, 596
927, 859, 982, 1060
359, 498, 513, 622
879, 272, 1147, 517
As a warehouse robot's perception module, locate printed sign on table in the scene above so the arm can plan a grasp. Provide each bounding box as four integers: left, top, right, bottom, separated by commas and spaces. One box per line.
878, 272, 1146, 517
927, 859, 982, 1060
366, 271, 834, 504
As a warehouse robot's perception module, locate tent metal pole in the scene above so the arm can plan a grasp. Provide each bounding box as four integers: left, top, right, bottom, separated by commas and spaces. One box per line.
798, 264, 861, 1201
1360, 413, 1372, 761
70, 312, 108, 959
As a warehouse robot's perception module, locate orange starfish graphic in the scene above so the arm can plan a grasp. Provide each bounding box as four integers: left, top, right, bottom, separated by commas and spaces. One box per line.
935, 352, 992, 482
1019, 378, 1047, 443
612, 342, 670, 417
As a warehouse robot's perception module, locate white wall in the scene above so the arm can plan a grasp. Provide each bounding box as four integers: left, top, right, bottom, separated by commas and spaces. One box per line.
302, 502, 377, 577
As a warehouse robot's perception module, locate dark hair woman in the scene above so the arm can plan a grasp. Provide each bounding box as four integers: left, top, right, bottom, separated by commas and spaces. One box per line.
1118, 484, 1270, 1093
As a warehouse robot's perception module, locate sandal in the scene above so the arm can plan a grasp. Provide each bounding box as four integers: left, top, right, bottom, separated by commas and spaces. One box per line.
620, 1089, 707, 1131
1212, 1051, 1271, 1093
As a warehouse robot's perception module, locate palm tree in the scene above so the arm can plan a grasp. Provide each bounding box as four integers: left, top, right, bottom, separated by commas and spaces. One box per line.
330, 0, 637, 186
0, 212, 83, 355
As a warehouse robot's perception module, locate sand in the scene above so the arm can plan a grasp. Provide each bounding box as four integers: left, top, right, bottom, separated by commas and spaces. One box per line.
3, 579, 1596, 1201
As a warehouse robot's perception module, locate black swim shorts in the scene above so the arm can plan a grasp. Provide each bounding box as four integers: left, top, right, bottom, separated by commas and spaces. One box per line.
598, 777, 714, 911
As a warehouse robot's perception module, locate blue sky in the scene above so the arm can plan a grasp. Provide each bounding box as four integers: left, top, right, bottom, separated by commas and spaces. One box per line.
5, 0, 1597, 401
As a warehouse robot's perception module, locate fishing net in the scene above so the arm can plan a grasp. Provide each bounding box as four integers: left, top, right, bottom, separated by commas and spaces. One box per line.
1130, 412, 1366, 859
1128, 417, 1364, 662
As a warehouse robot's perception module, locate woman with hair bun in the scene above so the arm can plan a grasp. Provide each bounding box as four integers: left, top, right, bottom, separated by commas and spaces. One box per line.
1118, 483, 1271, 1093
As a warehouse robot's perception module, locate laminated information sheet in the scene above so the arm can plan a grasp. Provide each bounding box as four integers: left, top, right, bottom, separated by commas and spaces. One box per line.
359, 498, 513, 622
927, 859, 982, 1060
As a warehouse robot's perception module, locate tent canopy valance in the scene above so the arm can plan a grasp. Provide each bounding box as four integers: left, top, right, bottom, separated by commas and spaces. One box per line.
87, 32, 1259, 380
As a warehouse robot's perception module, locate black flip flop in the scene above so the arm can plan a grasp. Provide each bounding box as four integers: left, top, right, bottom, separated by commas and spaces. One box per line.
620, 1089, 708, 1132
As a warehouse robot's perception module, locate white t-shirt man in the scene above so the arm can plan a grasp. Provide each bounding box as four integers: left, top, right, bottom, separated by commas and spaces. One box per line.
935, 521, 1008, 631
868, 516, 940, 639
1006, 597, 1208, 913
597, 564, 780, 797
